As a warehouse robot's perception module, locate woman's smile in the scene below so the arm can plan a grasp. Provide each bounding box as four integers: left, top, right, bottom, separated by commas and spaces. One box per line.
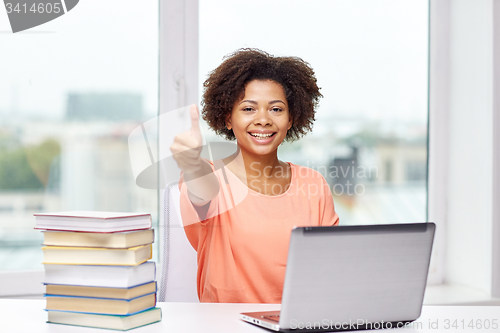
248, 131, 276, 143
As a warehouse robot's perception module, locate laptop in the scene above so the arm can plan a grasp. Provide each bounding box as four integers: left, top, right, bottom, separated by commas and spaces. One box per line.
241, 223, 435, 332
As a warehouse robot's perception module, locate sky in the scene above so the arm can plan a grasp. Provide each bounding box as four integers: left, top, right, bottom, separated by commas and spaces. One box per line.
0, 1, 159, 119
0, 0, 428, 123
199, 0, 429, 122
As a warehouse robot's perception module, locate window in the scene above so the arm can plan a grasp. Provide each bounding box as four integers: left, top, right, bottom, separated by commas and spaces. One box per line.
0, 1, 158, 295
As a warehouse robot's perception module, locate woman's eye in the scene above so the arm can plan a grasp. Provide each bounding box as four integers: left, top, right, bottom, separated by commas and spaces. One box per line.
243, 107, 254, 112
271, 107, 283, 112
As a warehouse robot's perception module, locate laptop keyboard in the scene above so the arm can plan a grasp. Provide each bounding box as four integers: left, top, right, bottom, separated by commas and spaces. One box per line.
262, 314, 280, 322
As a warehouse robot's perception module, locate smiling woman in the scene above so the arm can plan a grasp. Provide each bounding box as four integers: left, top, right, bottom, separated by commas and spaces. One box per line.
170, 49, 339, 303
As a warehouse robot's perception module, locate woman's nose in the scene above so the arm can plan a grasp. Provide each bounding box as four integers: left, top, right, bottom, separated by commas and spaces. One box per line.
253, 109, 272, 126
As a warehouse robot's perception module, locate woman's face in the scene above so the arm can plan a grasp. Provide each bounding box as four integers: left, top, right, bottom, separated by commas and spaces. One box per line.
226, 79, 292, 158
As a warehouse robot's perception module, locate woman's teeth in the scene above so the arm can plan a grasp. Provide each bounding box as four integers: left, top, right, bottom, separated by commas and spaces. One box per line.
250, 133, 274, 138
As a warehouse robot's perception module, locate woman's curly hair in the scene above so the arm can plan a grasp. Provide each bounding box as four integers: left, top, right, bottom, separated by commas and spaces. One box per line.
201, 48, 322, 142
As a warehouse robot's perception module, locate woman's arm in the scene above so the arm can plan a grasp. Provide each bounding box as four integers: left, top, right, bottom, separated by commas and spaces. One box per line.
182, 160, 219, 206
170, 105, 219, 206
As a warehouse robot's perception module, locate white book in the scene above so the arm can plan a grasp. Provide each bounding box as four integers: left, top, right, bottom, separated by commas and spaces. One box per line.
44, 261, 156, 288
34, 211, 152, 232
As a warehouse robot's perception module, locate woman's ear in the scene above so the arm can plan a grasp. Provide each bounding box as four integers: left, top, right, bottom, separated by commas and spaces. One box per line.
225, 116, 232, 130
288, 116, 293, 130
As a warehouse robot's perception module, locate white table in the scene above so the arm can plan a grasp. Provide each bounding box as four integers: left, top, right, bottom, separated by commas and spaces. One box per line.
1, 299, 499, 332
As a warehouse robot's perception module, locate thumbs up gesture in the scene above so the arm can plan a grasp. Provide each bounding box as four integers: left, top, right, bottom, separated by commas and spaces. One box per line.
170, 104, 204, 174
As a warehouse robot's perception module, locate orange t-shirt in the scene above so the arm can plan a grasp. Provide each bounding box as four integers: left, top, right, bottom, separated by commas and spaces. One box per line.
179, 161, 339, 303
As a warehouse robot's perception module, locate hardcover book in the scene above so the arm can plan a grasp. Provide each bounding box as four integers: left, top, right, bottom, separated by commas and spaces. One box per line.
45, 281, 157, 300
42, 244, 152, 265
34, 211, 152, 232
42, 229, 154, 248
47, 307, 162, 331
43, 261, 156, 288
45, 293, 156, 315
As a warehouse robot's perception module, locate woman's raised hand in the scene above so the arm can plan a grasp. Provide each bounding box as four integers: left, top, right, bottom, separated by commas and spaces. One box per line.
170, 104, 204, 174
170, 105, 219, 206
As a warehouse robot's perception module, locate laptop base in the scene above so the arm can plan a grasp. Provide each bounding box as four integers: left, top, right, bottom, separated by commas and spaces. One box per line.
241, 311, 414, 332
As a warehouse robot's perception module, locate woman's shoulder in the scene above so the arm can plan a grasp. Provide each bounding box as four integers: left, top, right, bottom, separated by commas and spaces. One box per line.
288, 162, 328, 183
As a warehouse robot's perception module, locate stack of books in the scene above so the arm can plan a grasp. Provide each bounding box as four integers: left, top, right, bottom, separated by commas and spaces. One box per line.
34, 211, 162, 331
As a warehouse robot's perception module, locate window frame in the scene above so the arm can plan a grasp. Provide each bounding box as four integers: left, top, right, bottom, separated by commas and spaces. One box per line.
428, 0, 500, 301
427, 0, 449, 286
492, 0, 500, 299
